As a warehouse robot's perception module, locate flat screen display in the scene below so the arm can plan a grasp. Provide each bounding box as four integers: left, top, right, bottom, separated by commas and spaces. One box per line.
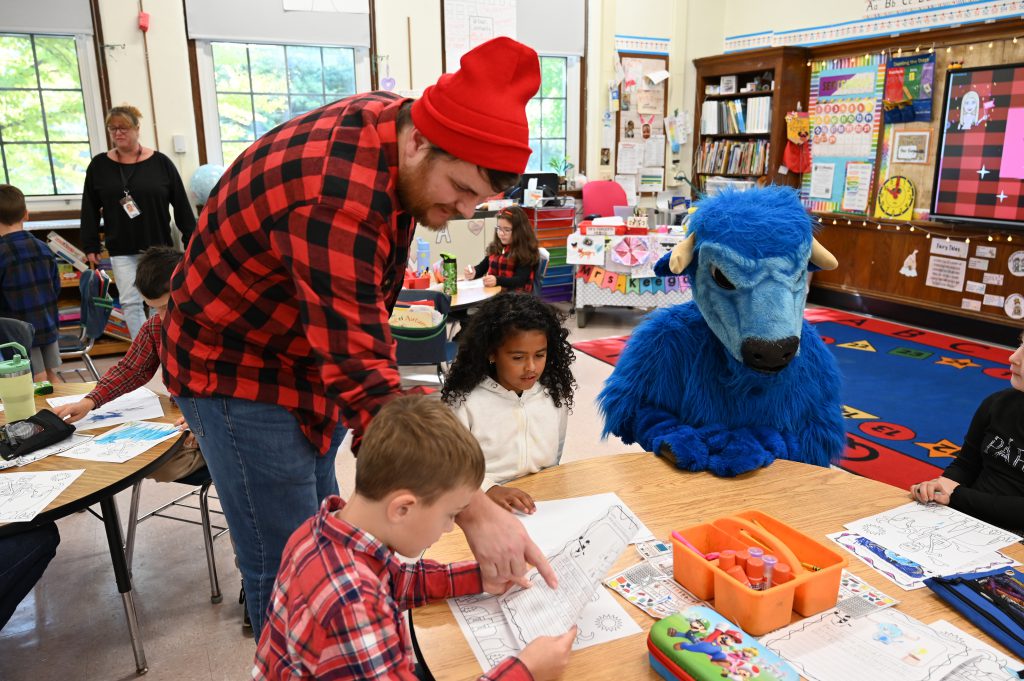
931, 62, 1024, 229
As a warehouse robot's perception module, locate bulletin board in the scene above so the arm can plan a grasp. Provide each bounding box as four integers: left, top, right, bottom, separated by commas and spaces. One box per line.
802, 54, 887, 215
615, 52, 669, 197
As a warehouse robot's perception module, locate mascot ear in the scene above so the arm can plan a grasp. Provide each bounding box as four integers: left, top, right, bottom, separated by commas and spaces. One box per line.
809, 238, 838, 271
667, 234, 697, 274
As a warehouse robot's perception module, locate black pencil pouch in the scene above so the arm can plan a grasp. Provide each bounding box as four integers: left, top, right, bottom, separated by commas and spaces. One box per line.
926, 567, 1024, 662
0, 409, 75, 461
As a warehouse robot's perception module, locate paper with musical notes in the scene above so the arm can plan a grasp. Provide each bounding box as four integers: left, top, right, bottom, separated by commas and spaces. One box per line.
499, 506, 638, 644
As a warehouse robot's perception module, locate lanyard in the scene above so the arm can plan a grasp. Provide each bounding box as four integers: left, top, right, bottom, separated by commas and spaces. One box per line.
116, 146, 143, 193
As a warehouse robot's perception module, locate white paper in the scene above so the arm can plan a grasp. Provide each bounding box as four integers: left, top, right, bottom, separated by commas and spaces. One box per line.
962, 299, 984, 312
930, 239, 970, 259
841, 162, 873, 212
605, 558, 705, 618
983, 273, 1005, 286
499, 506, 637, 643
614, 175, 637, 207
0, 469, 84, 522
925, 255, 967, 292
47, 387, 164, 431
976, 245, 998, 259
459, 277, 485, 290
966, 281, 987, 295
519, 493, 654, 553
810, 162, 835, 199
645, 69, 670, 85
984, 294, 1006, 308
969, 257, 990, 271
643, 135, 665, 167
639, 168, 664, 192
929, 619, 1024, 679
845, 503, 1021, 576
828, 530, 1017, 591
58, 421, 180, 464
616, 142, 642, 174
761, 607, 977, 681
0, 433, 94, 471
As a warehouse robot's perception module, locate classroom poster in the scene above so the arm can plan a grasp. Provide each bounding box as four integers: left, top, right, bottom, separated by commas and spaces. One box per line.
803, 55, 886, 215
884, 52, 936, 122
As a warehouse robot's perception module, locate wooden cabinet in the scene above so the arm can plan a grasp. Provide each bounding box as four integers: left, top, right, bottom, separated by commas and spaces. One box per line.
691, 46, 809, 195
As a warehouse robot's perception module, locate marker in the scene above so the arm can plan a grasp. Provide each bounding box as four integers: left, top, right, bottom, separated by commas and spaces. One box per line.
746, 558, 766, 591
762, 555, 778, 588
718, 549, 737, 572
727, 565, 751, 587
772, 562, 793, 584
671, 531, 706, 559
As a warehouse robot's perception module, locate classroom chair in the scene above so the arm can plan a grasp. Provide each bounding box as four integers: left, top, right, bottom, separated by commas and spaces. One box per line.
57, 269, 112, 382
534, 247, 550, 296
122, 466, 227, 604
581, 180, 629, 219
393, 289, 457, 387
0, 318, 38, 374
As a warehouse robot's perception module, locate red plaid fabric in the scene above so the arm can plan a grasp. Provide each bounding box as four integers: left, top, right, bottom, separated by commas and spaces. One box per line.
253, 496, 530, 681
934, 66, 1024, 223
86, 315, 162, 408
487, 246, 534, 292
162, 93, 415, 453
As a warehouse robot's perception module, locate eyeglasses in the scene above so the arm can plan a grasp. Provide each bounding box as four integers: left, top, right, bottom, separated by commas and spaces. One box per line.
496, 227, 513, 234
107, 126, 134, 134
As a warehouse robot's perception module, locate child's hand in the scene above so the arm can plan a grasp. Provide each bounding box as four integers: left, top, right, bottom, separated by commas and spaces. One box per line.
481, 574, 515, 596
53, 398, 95, 424
482, 274, 498, 287
517, 626, 576, 681
486, 485, 536, 514
464, 265, 475, 280
911, 477, 959, 505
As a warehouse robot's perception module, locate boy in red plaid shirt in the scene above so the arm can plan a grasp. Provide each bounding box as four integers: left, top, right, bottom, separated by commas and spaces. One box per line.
253, 395, 575, 681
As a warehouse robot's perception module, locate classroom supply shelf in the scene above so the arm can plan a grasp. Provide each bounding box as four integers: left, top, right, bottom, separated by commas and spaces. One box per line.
524, 205, 576, 303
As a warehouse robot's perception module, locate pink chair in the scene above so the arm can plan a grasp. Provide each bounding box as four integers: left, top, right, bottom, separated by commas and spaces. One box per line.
582, 180, 628, 219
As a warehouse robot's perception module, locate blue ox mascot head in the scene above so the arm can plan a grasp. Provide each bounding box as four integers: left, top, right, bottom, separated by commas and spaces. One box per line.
598, 186, 847, 477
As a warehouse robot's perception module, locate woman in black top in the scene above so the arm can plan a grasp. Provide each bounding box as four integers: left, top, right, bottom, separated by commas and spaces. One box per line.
911, 334, 1024, 531
79, 104, 195, 339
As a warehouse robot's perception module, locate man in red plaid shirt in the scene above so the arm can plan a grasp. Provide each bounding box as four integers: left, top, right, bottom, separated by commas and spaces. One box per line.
163, 37, 556, 637
253, 396, 574, 681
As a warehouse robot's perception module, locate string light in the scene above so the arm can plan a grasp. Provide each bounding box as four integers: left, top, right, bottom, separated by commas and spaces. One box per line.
895, 225, 901, 231
914, 45, 921, 53
897, 47, 903, 56
988, 41, 994, 49
832, 219, 838, 225
1014, 37, 1019, 44
846, 219, 852, 225
928, 43, 935, 54
946, 46, 952, 53
1009, 235, 1014, 242
877, 224, 882, 230
969, 44, 975, 51
909, 226, 915, 232
926, 233, 931, 239
988, 235, 994, 242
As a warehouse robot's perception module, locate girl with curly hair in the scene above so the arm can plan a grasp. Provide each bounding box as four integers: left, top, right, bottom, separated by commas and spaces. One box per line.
463, 206, 540, 292
442, 292, 577, 513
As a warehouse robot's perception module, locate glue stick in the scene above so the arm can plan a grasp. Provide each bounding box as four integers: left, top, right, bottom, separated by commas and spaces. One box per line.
772, 562, 793, 584
735, 549, 750, 571
746, 557, 765, 591
718, 549, 737, 572
727, 565, 751, 587
747, 547, 764, 561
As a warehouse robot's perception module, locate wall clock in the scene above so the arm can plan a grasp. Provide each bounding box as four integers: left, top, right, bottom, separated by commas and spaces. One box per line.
876, 175, 916, 221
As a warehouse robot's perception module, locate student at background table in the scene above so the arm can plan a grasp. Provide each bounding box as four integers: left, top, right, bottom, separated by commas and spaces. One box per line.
463, 206, 540, 293
911, 334, 1024, 531
443, 293, 576, 514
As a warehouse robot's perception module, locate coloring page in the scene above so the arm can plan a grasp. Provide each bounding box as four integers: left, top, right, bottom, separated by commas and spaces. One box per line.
845, 503, 1020, 575
500, 506, 637, 643
57, 421, 179, 464
605, 557, 704, 618
518, 493, 654, 554
0, 433, 93, 470
929, 619, 1024, 680
828, 531, 1015, 590
47, 387, 164, 431
761, 607, 977, 681
0, 469, 84, 522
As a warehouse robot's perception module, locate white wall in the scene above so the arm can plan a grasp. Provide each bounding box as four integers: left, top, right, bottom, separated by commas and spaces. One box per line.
374, 0, 443, 94
723, 0, 863, 38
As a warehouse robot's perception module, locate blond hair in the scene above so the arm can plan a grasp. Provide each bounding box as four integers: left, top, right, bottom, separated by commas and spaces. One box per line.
105, 104, 142, 129
356, 395, 484, 504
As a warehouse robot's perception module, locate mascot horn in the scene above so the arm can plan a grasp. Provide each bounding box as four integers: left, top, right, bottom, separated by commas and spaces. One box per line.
598, 186, 846, 477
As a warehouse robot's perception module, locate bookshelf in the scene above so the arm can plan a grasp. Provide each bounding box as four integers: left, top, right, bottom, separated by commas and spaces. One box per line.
691, 46, 809, 195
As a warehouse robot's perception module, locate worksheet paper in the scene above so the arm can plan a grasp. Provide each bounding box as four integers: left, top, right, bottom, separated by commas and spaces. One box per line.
761, 607, 977, 681
929, 619, 1024, 680
518, 493, 654, 553
57, 421, 179, 464
500, 506, 638, 643
605, 556, 705, 618
0, 469, 84, 522
0, 433, 94, 471
47, 387, 164, 431
844, 503, 1021, 576
448, 504, 644, 672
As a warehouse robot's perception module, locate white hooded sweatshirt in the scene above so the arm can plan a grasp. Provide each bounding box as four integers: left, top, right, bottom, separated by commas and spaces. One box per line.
451, 378, 568, 490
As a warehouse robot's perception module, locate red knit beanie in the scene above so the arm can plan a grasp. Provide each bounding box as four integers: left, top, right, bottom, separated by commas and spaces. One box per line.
411, 37, 540, 174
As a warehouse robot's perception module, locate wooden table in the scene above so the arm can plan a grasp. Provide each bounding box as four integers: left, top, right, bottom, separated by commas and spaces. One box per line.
413, 452, 1024, 679
431, 279, 502, 311
0, 383, 184, 675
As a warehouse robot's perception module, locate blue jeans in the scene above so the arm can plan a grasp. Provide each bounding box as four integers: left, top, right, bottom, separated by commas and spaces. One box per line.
110, 254, 145, 339
0, 522, 59, 631
176, 396, 342, 638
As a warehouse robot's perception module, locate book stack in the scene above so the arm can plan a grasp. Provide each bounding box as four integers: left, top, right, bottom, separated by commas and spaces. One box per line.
700, 96, 772, 135
696, 139, 770, 175
46, 231, 88, 272
103, 307, 131, 342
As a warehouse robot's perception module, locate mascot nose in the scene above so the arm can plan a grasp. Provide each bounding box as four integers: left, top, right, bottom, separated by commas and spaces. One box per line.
741, 337, 800, 373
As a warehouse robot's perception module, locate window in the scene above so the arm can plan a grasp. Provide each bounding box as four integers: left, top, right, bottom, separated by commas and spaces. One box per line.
525, 56, 581, 175
202, 41, 366, 166
0, 33, 100, 198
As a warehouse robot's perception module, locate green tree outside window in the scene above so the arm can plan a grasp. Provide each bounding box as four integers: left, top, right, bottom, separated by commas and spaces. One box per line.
525, 56, 568, 174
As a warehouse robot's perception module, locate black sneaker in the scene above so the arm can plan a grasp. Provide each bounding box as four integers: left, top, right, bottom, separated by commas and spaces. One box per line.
240, 583, 252, 632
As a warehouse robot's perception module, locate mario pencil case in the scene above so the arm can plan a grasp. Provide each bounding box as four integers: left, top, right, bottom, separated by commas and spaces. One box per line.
926, 567, 1024, 661
647, 606, 798, 681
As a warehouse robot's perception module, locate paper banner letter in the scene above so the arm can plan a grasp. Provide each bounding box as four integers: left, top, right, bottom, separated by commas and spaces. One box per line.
627, 277, 642, 294
576, 265, 594, 280
614, 274, 628, 294
601, 272, 618, 290
589, 267, 607, 285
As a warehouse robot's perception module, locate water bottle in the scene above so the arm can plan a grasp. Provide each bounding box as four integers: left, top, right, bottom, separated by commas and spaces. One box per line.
0, 342, 36, 422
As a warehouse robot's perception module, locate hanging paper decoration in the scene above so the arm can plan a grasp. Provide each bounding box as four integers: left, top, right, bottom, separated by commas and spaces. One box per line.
566, 233, 606, 265
610, 236, 652, 267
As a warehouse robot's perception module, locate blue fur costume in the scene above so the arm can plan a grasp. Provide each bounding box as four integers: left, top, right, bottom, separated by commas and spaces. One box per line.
598, 187, 846, 477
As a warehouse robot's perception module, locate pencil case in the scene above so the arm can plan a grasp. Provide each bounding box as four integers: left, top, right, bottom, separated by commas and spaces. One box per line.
672, 509, 847, 635
926, 567, 1024, 660
647, 606, 799, 681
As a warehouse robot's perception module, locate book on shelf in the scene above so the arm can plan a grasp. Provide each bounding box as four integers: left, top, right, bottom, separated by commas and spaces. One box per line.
700, 96, 772, 135
46, 231, 87, 272
696, 139, 770, 176
103, 307, 131, 342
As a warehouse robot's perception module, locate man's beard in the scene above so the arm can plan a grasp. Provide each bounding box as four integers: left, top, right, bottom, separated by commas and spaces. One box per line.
396, 160, 448, 230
